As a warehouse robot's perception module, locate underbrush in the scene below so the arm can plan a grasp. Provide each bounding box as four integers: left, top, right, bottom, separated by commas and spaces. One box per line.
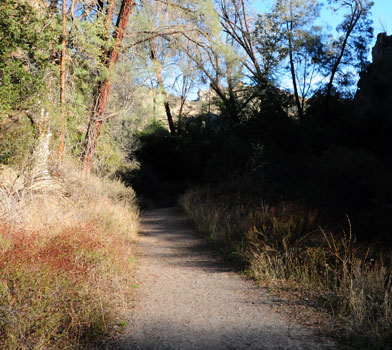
0, 162, 139, 349
180, 186, 392, 349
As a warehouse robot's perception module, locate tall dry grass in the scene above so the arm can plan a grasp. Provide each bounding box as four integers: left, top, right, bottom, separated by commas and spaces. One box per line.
0, 161, 139, 349
180, 186, 392, 349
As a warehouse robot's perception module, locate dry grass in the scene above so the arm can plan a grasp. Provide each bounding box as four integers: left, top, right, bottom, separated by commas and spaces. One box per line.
0, 160, 139, 349
180, 186, 392, 349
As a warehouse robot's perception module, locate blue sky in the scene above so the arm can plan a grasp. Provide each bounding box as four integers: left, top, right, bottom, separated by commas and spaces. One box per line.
251, 0, 392, 38
369, 0, 392, 35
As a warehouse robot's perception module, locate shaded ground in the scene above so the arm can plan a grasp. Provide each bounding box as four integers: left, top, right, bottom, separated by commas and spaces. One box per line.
111, 207, 336, 350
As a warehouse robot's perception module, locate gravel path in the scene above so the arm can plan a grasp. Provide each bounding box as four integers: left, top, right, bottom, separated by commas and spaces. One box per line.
113, 207, 335, 350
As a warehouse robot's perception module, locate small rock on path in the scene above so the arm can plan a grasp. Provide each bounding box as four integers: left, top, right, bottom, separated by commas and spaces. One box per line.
112, 207, 335, 350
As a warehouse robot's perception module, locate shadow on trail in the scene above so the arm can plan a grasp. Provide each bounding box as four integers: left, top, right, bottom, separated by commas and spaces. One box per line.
107, 207, 335, 350
137, 207, 235, 274
113, 319, 330, 350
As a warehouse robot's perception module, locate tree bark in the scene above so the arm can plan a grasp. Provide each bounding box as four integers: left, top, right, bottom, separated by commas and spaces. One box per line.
31, 109, 59, 193
149, 40, 176, 135
58, 0, 67, 161
105, 0, 115, 32
82, 0, 134, 174
288, 36, 303, 120
177, 95, 185, 133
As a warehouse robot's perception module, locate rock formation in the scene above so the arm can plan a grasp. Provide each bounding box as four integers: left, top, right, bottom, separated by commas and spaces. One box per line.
354, 33, 392, 119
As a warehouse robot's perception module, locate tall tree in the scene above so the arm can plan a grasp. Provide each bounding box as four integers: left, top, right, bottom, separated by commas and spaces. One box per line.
255, 0, 321, 120
324, 0, 373, 111
172, 0, 248, 121
0, 0, 57, 113
59, 0, 67, 161
172, 52, 196, 132
149, 39, 176, 134
254, 11, 287, 81
82, 0, 134, 174
219, 0, 263, 85
0, 0, 58, 166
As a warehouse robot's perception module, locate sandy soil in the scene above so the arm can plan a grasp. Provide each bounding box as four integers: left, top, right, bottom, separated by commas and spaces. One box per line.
112, 207, 336, 350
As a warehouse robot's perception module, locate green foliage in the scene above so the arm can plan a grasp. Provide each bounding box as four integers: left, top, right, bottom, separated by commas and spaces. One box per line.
67, 14, 109, 97
0, 0, 58, 112
254, 0, 374, 98
0, 116, 35, 166
0, 0, 59, 168
137, 120, 169, 138
94, 122, 129, 175
255, 0, 323, 111
323, 0, 374, 87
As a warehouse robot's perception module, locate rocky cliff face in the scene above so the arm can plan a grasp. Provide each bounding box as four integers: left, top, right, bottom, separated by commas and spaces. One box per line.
354, 33, 392, 119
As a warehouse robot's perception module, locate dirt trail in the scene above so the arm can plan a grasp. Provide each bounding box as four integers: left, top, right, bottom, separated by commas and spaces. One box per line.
113, 207, 335, 350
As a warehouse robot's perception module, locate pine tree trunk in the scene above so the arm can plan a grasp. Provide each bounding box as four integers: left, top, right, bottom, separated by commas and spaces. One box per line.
82, 0, 133, 174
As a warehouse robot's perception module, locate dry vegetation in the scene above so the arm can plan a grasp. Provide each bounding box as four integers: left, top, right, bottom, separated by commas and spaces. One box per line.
0, 161, 139, 349
180, 187, 392, 349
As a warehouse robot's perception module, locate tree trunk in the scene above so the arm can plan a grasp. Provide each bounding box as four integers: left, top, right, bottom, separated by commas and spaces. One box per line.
177, 95, 185, 134
105, 0, 115, 32
58, 0, 67, 162
289, 44, 303, 120
287, 13, 303, 121
149, 40, 176, 135
82, 0, 134, 174
31, 109, 60, 193
325, 2, 362, 116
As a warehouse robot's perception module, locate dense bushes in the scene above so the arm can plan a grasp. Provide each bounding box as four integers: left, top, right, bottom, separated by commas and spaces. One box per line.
129, 92, 392, 244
